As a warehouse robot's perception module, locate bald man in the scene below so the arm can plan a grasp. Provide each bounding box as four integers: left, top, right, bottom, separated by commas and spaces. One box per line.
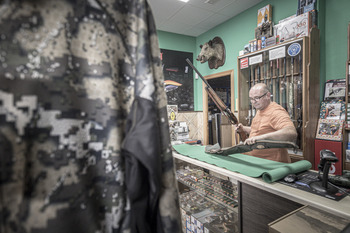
236, 83, 297, 163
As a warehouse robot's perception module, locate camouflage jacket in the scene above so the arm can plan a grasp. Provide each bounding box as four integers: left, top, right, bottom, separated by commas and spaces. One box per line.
0, 0, 181, 232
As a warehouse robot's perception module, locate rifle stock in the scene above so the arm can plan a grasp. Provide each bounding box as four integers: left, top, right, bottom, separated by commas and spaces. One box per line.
186, 58, 247, 142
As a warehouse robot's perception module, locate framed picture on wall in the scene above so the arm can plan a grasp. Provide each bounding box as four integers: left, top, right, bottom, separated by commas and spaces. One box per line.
323, 79, 346, 100
316, 119, 344, 141
161, 49, 194, 111
319, 99, 345, 120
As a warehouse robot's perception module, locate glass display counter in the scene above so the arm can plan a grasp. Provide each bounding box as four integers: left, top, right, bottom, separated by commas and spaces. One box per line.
173, 152, 350, 233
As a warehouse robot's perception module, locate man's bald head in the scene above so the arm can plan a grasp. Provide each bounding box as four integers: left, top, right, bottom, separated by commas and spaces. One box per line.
250, 83, 270, 93
249, 83, 271, 111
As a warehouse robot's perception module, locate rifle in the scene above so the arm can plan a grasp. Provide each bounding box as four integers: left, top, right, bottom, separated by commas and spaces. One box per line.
186, 58, 248, 142
264, 52, 267, 84
252, 65, 256, 86
296, 54, 303, 149
288, 57, 294, 119
247, 65, 252, 126
281, 57, 288, 111
251, 65, 256, 117
270, 61, 274, 101
275, 59, 280, 104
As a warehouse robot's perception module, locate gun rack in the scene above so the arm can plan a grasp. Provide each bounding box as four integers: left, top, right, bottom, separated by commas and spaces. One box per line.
237, 28, 320, 168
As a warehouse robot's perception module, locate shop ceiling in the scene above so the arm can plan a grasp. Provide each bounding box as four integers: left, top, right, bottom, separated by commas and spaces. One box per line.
148, 0, 263, 37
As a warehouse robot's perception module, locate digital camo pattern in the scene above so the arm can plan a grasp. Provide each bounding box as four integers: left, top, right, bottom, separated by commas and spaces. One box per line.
0, 0, 181, 232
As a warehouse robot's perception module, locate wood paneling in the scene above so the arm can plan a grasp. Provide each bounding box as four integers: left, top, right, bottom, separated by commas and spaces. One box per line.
239, 182, 303, 233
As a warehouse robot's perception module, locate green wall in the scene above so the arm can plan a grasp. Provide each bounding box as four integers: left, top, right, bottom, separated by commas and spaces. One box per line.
158, 0, 350, 111
325, 0, 350, 82
195, 0, 297, 111
157, 30, 196, 52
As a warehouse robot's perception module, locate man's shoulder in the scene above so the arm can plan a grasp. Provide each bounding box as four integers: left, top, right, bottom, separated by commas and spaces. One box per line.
266, 102, 291, 119
270, 101, 282, 108
269, 102, 288, 112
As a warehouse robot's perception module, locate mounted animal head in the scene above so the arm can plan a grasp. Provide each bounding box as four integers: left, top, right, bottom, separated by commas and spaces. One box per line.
197, 36, 226, 69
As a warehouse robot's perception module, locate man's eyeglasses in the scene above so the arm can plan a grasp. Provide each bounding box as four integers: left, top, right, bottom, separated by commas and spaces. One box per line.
249, 92, 268, 102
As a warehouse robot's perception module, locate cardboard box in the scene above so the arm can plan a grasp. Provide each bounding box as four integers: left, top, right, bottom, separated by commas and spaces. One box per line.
265, 36, 276, 47
297, 0, 317, 15
274, 12, 310, 43
220, 124, 233, 148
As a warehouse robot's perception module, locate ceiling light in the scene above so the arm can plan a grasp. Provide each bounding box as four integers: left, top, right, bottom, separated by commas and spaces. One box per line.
178, 0, 189, 2
204, 0, 220, 4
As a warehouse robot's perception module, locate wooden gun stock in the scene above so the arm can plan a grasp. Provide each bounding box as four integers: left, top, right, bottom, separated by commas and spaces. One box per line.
186, 58, 248, 142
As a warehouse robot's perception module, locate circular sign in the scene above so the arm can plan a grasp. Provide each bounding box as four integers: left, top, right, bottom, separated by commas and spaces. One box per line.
170, 111, 176, 121
287, 43, 301, 56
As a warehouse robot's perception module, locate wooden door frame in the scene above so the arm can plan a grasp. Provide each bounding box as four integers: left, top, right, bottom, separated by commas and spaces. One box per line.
202, 70, 235, 145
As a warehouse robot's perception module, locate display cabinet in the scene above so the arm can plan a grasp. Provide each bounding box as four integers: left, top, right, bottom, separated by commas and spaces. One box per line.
237, 28, 320, 168
173, 151, 350, 233
176, 159, 239, 233
174, 156, 302, 233
344, 22, 350, 171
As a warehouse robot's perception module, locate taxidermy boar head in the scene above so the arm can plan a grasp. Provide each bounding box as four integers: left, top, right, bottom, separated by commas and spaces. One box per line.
197, 36, 226, 69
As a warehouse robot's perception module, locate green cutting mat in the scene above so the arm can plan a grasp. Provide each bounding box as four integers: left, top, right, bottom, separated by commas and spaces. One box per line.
172, 144, 312, 183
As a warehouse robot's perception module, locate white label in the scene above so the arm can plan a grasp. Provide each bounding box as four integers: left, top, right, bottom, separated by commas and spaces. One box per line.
269, 46, 286, 60
249, 54, 263, 65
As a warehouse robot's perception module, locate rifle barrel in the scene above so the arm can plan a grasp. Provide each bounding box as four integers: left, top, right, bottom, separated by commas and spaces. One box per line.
276, 59, 280, 104
186, 58, 210, 87
186, 58, 247, 142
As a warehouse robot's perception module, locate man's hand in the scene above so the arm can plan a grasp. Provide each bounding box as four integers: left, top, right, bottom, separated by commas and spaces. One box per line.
244, 127, 297, 145
235, 123, 244, 133
235, 123, 251, 135
244, 136, 262, 145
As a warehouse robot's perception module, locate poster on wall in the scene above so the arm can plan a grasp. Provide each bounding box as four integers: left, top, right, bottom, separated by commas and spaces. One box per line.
161, 49, 194, 111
